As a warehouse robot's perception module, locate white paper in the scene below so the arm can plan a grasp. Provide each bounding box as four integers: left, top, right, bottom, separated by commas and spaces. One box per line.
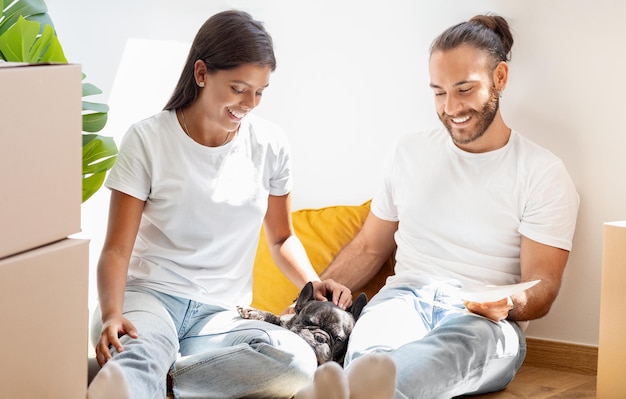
452, 280, 541, 303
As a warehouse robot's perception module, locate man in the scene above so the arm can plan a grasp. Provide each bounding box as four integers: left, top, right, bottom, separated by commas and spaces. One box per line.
319, 14, 579, 398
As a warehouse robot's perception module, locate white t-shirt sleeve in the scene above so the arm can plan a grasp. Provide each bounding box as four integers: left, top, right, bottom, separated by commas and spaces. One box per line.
518, 160, 580, 251
371, 141, 400, 222
105, 124, 152, 201
268, 135, 292, 196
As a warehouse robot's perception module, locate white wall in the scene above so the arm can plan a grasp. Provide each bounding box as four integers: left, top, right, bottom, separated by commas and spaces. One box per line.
47, 0, 626, 347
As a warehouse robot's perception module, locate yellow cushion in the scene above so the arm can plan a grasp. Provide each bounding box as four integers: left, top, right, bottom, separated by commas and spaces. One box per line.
251, 200, 395, 314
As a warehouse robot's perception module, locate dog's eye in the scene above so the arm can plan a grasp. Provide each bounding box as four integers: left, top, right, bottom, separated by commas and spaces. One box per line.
314, 333, 328, 344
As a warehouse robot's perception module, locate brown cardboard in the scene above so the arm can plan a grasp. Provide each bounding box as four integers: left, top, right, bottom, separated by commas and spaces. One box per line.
0, 238, 89, 398
0, 63, 82, 258
597, 221, 626, 397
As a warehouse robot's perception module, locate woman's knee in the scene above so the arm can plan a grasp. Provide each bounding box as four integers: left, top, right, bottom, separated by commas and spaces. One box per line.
265, 328, 318, 375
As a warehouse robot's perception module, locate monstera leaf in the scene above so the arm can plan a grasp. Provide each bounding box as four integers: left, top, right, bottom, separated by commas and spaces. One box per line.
81, 82, 115, 202
0, 0, 117, 202
83, 134, 118, 202
0, 16, 65, 62
0, 0, 51, 31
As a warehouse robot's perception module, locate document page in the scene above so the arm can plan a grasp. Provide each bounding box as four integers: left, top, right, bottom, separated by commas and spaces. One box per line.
452, 280, 541, 303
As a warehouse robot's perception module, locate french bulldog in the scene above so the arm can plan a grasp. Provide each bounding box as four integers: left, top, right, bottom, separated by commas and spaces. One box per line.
237, 281, 367, 364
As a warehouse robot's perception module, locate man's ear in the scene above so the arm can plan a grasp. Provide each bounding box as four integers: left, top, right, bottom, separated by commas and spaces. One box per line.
493, 61, 509, 92
294, 281, 315, 314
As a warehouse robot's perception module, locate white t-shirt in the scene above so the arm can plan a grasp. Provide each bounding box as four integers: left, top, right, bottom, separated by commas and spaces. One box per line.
373, 127, 579, 288
105, 110, 292, 308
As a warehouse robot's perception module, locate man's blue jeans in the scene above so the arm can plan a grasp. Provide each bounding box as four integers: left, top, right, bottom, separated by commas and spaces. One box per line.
344, 282, 526, 399
91, 285, 317, 399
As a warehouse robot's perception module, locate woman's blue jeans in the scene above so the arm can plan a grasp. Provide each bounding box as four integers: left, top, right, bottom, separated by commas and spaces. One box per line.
344, 283, 526, 399
90, 285, 317, 399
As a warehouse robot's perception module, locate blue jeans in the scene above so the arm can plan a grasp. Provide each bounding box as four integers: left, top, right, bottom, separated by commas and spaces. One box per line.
90, 286, 317, 399
344, 283, 526, 399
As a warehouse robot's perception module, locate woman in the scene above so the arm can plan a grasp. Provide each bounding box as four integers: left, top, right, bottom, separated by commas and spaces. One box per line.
88, 10, 352, 399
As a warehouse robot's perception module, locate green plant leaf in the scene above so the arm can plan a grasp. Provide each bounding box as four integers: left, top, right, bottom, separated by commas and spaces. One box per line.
83, 155, 117, 175
83, 134, 118, 168
37, 27, 66, 62
0, 0, 51, 37
82, 79, 110, 131
82, 112, 108, 133
82, 171, 107, 203
0, 16, 65, 62
0, 16, 38, 61
82, 82, 103, 97
82, 134, 118, 202
83, 101, 110, 114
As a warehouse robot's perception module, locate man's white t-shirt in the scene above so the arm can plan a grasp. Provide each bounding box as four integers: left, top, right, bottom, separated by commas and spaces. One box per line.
372, 127, 579, 288
105, 110, 292, 308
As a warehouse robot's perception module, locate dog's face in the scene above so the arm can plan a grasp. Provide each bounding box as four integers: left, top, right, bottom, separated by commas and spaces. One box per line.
284, 282, 367, 364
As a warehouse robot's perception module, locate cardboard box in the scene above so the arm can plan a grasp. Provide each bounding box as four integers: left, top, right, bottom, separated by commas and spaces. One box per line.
0, 63, 82, 259
597, 221, 626, 397
0, 238, 89, 399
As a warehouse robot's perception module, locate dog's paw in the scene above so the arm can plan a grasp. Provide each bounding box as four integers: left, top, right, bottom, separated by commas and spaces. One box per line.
237, 306, 283, 325
236, 306, 249, 318
237, 306, 260, 320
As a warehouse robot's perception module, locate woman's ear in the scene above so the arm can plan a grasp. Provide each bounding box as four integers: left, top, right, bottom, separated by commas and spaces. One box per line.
194, 59, 207, 88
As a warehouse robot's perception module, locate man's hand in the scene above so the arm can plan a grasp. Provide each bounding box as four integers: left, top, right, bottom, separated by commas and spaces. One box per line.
95, 315, 139, 367
280, 303, 296, 315
311, 279, 353, 309
464, 296, 514, 322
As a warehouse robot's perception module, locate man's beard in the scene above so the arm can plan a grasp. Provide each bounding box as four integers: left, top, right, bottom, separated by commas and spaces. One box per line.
439, 85, 500, 146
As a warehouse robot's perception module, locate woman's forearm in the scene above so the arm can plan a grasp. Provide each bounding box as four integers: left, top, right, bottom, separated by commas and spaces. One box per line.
96, 249, 130, 321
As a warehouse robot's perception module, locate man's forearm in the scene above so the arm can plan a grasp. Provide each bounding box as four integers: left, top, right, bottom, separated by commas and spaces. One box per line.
321, 243, 388, 292
322, 212, 398, 291
508, 280, 560, 321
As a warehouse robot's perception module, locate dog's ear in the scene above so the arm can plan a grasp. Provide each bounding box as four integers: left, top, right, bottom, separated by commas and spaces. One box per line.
348, 293, 368, 322
294, 281, 316, 314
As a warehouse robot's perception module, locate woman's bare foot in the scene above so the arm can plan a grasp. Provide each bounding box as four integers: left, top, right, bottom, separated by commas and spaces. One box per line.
295, 361, 349, 399
346, 353, 396, 399
87, 361, 131, 399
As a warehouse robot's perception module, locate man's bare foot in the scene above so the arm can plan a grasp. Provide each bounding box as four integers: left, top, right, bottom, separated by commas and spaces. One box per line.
295, 361, 349, 399
346, 353, 396, 399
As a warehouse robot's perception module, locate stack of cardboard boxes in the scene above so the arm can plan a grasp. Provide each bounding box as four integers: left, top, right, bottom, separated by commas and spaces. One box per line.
0, 63, 89, 398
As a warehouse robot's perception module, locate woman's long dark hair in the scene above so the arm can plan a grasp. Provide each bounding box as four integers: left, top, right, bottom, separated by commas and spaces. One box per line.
164, 10, 276, 110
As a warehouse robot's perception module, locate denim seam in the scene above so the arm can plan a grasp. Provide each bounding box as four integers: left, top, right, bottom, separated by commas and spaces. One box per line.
178, 300, 200, 338
179, 326, 275, 345
170, 346, 249, 377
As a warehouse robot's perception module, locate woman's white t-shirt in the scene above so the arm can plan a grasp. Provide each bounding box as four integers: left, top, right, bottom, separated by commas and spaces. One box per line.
105, 110, 292, 308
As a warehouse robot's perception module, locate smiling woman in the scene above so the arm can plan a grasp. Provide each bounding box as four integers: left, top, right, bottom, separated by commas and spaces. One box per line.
174, 63, 272, 147
87, 9, 353, 399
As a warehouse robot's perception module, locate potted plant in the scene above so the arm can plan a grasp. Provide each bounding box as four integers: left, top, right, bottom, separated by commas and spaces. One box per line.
0, 0, 118, 202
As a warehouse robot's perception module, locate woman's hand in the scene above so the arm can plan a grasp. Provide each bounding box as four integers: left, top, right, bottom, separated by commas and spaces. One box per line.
311, 279, 353, 310
464, 296, 514, 322
95, 315, 139, 367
